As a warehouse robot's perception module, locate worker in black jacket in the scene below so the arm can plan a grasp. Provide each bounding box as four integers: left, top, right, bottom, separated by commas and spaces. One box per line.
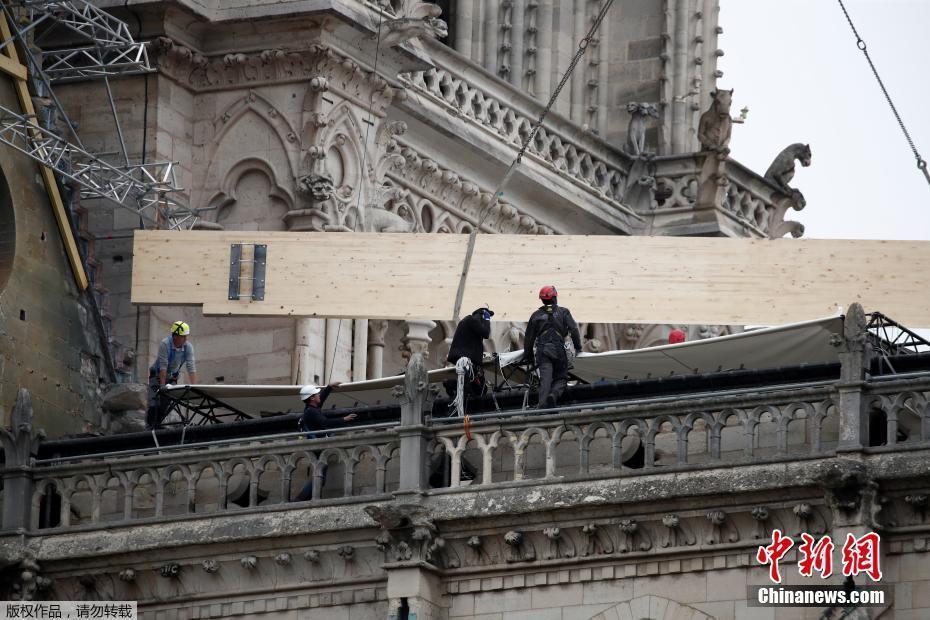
445, 307, 494, 401
294, 382, 356, 501
298, 382, 356, 436
523, 285, 582, 409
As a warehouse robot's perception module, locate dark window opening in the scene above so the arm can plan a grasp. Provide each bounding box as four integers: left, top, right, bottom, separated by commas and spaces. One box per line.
0, 168, 14, 293
433, 0, 455, 47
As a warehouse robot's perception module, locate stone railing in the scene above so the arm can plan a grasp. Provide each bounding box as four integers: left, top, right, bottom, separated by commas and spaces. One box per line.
431, 385, 840, 489
650, 155, 806, 238
401, 40, 634, 213
4, 311, 930, 535
14, 427, 399, 532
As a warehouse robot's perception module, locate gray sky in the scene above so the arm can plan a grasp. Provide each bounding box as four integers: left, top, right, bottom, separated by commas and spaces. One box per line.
720, 0, 930, 241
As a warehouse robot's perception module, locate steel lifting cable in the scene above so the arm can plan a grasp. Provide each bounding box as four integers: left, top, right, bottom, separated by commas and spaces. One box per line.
450, 0, 616, 323
325, 2, 386, 385
837, 0, 930, 188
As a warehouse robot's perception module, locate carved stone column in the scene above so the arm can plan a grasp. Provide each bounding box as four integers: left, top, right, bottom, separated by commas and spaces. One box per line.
367, 320, 390, 379
402, 320, 436, 359
1, 389, 43, 531
292, 318, 325, 385
836, 303, 872, 451
396, 350, 431, 496
352, 319, 368, 382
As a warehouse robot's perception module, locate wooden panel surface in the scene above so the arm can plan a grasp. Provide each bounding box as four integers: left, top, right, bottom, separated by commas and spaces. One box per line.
132, 231, 930, 327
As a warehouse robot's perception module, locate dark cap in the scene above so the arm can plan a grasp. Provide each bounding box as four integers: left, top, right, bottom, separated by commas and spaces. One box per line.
473, 307, 494, 317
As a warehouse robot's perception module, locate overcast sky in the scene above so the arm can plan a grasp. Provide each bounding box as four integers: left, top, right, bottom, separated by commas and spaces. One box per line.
720, 0, 930, 241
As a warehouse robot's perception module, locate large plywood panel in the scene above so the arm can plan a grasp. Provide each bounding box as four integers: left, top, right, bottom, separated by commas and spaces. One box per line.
132, 231, 930, 327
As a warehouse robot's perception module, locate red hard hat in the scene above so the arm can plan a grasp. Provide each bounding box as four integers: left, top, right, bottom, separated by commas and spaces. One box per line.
668, 329, 686, 344
539, 285, 558, 301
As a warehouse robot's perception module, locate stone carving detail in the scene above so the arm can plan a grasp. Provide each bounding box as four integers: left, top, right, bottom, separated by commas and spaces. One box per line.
581, 523, 614, 556
304, 550, 321, 563
764, 143, 811, 208
7, 558, 44, 601
698, 89, 733, 154
151, 39, 399, 112
660, 514, 696, 548
117, 569, 135, 582
792, 502, 828, 538
904, 493, 929, 524
389, 142, 553, 235
751, 506, 773, 540
366, 504, 442, 565
503, 530, 536, 563
543, 527, 575, 559
624, 103, 660, 158
274, 553, 292, 566
617, 519, 652, 553
337, 546, 355, 560
822, 460, 883, 530
380, 1, 449, 48
202, 559, 220, 574
240, 556, 258, 570
705, 510, 739, 544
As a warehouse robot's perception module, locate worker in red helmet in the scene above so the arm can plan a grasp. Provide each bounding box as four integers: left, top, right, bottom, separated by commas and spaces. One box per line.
668, 329, 686, 344
523, 285, 582, 410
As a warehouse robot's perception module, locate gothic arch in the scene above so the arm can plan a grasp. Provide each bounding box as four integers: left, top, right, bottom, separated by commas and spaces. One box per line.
209, 90, 299, 176
200, 93, 298, 223
315, 102, 365, 199
208, 158, 294, 231
0, 166, 15, 294
588, 595, 714, 620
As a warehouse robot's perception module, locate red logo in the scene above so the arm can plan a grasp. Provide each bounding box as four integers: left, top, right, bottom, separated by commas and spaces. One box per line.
842, 532, 882, 581
756, 529, 794, 584
757, 531, 882, 583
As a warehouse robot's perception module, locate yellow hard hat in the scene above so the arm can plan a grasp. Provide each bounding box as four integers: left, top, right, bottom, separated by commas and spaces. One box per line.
170, 321, 191, 336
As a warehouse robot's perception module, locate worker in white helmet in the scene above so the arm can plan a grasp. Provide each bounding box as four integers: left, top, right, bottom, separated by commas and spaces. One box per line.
294, 381, 356, 501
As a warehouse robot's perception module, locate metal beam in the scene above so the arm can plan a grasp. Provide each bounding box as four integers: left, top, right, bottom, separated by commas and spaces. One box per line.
0, 104, 199, 229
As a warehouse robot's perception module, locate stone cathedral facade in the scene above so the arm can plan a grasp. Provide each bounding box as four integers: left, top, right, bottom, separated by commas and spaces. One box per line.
42, 0, 806, 426
11, 4, 926, 620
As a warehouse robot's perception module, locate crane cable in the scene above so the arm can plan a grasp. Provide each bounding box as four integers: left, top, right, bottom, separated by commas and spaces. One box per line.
837, 0, 930, 188
450, 0, 616, 323
326, 2, 386, 385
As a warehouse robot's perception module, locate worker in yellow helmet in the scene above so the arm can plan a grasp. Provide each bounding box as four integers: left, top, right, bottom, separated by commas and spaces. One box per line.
146, 320, 198, 428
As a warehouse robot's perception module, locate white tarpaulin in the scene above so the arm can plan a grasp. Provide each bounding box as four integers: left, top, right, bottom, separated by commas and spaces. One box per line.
162, 366, 458, 417
566, 314, 844, 383
163, 314, 844, 417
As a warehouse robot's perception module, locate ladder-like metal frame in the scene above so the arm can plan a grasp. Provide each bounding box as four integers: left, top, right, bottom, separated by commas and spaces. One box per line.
0, 0, 199, 230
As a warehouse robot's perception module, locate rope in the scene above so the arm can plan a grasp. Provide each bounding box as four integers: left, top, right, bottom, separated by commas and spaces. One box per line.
836, 0, 930, 187
451, 0, 616, 323
325, 3, 385, 385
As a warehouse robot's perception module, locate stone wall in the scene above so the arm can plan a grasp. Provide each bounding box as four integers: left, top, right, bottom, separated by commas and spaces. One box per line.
0, 78, 109, 436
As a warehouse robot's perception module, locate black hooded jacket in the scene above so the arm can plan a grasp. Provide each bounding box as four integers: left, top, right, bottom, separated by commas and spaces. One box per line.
447, 310, 491, 367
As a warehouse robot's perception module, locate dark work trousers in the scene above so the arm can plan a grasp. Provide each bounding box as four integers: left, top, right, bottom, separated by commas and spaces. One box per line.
295, 464, 328, 501
537, 355, 568, 409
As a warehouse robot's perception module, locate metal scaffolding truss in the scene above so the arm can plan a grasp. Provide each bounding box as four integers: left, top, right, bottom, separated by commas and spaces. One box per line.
0, 0, 198, 229
1, 0, 153, 82
0, 104, 198, 229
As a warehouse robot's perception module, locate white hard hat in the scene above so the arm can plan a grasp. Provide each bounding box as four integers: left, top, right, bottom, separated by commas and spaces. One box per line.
299, 385, 322, 400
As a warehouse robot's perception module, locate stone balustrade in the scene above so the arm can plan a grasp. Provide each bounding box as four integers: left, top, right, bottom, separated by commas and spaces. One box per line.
2, 378, 928, 535
432, 385, 842, 489
16, 427, 400, 531
651, 155, 806, 238
401, 41, 634, 211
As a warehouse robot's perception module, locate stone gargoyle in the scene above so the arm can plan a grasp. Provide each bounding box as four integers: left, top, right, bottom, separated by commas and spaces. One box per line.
379, 1, 449, 48
697, 89, 734, 154
764, 142, 811, 208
